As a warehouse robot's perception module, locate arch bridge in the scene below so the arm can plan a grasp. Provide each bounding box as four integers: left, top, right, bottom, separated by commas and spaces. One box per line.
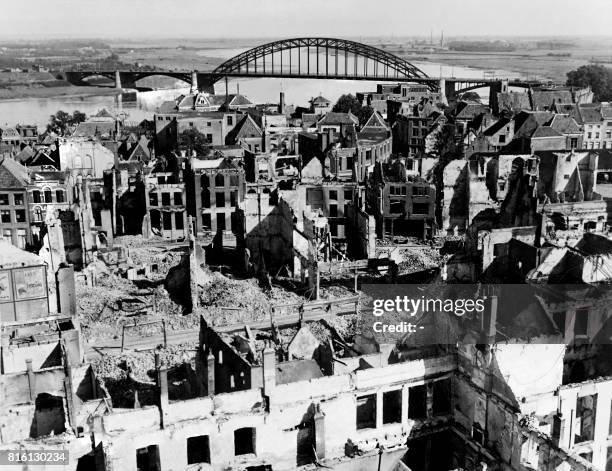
63, 37, 550, 97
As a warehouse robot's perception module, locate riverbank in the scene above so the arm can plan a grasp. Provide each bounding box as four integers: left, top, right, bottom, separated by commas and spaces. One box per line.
0, 84, 123, 101
396, 50, 591, 82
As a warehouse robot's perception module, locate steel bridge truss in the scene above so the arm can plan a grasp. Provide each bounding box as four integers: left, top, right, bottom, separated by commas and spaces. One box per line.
208, 37, 430, 84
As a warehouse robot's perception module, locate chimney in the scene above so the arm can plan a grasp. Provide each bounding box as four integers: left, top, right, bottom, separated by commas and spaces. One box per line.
262, 347, 276, 396
279, 92, 286, 114
207, 352, 215, 396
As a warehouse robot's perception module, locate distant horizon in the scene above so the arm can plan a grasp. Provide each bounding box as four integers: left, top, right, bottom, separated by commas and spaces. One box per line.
1, 34, 612, 42
1, 0, 610, 40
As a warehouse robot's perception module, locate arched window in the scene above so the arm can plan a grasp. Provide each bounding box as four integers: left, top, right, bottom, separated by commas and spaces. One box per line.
56, 190, 65, 203
34, 206, 43, 222
32, 190, 41, 203
74, 156, 82, 168
201, 175, 209, 189
215, 174, 224, 187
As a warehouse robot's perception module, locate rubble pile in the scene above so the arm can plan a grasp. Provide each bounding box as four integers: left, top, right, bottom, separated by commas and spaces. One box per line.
76, 236, 186, 342
394, 246, 445, 273
91, 342, 197, 407
199, 271, 302, 326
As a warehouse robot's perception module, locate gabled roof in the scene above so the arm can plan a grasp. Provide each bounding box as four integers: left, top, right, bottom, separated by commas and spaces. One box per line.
94, 108, 114, 118
513, 111, 553, 138
177, 94, 196, 109
317, 112, 359, 126
29, 148, 57, 167
310, 95, 331, 105
546, 114, 581, 134
126, 138, 151, 162
227, 94, 254, 107
225, 114, 262, 145
361, 111, 389, 131
0, 157, 29, 187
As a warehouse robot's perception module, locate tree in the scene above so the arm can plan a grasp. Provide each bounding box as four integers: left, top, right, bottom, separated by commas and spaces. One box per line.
332, 94, 374, 125
459, 91, 481, 103
177, 128, 210, 157
47, 110, 87, 135
566, 64, 612, 101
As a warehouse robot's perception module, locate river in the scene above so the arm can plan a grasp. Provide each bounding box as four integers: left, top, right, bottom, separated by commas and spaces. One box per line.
0, 58, 526, 129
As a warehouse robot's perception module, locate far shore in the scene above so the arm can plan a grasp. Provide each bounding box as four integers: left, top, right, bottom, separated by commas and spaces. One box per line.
0, 85, 124, 101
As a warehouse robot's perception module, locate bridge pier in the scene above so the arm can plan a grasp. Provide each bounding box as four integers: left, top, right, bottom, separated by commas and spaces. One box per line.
489, 79, 509, 115
114, 70, 122, 89
189, 71, 198, 95
439, 78, 458, 106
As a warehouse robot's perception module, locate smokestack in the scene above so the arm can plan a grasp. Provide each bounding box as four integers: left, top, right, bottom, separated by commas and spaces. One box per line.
279, 92, 286, 114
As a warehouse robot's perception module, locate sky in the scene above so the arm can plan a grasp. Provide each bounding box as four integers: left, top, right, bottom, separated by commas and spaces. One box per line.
0, 0, 610, 39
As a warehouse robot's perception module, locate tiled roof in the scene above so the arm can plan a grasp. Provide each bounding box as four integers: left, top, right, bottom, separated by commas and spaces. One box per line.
177, 94, 196, 109
496, 92, 531, 112
483, 117, 511, 137
225, 114, 262, 144
0, 157, 30, 186
546, 114, 581, 134
530, 90, 573, 110
310, 95, 331, 105
72, 121, 115, 139
317, 112, 359, 126
513, 111, 553, 138
157, 100, 178, 113
454, 102, 489, 120
577, 104, 603, 124
531, 126, 563, 138
301, 113, 318, 125
228, 94, 254, 107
